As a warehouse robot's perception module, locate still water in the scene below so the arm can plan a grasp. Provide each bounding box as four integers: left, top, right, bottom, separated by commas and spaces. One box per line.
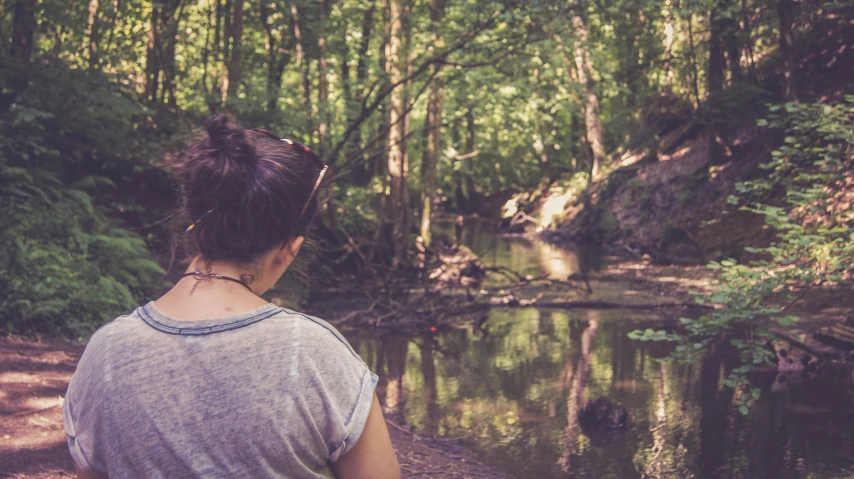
344, 227, 854, 479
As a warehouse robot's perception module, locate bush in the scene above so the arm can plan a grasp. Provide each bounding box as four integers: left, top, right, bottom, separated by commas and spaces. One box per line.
0, 59, 167, 336
630, 98, 854, 412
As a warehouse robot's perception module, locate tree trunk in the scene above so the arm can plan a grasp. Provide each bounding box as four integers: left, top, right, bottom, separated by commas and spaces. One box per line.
159, 1, 183, 106
368, 0, 393, 265
202, 1, 214, 98
398, 2, 413, 261
778, 0, 798, 102
454, 108, 477, 213
11, 0, 37, 61
571, 10, 605, 179
318, 0, 329, 159
260, 3, 293, 113
223, 0, 244, 107
420, 0, 445, 247
161, 3, 181, 107
662, 0, 675, 90
102, 0, 122, 63
86, 0, 101, 68
386, 0, 409, 266
687, 13, 701, 111
707, 7, 729, 165
291, 4, 312, 109
723, 5, 743, 84
144, 1, 183, 104
348, 2, 376, 186
145, 3, 161, 101
209, 0, 224, 111
741, 0, 758, 84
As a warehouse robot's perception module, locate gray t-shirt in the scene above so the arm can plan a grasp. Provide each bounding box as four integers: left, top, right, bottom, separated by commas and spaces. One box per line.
62, 302, 378, 478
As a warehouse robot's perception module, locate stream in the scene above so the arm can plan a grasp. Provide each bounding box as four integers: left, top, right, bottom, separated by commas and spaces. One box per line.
341, 224, 854, 479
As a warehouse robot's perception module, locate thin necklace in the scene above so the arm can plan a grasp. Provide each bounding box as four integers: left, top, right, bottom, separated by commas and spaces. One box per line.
182, 271, 253, 295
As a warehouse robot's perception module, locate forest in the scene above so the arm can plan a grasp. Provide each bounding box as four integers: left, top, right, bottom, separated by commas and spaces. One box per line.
1, 0, 854, 477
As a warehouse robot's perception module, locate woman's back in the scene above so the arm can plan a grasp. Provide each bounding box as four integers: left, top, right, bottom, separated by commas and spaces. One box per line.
63, 303, 377, 479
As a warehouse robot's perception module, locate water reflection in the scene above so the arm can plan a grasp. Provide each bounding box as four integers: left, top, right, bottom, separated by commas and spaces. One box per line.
436, 219, 606, 285
343, 226, 854, 478
348, 311, 854, 478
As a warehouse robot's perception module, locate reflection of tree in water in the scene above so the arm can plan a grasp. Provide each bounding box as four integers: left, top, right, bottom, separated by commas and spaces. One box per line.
350, 307, 854, 479
420, 336, 440, 435
557, 311, 599, 472
644, 363, 670, 479
378, 336, 409, 421
766, 379, 803, 479
640, 362, 695, 479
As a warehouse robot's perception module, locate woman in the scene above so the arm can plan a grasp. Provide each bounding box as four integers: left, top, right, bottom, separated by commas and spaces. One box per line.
62, 115, 400, 479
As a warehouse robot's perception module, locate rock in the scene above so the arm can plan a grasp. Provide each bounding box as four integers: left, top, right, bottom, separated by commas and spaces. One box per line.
772, 340, 818, 372
578, 397, 629, 429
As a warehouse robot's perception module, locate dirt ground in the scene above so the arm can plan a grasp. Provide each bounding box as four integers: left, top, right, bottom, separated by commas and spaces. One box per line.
0, 337, 514, 479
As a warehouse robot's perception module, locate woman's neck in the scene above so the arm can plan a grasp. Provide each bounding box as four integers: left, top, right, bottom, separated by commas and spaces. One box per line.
153, 259, 273, 321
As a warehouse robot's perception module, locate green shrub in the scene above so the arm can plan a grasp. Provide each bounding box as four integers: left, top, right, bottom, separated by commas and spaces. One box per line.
0, 59, 167, 336
630, 99, 854, 412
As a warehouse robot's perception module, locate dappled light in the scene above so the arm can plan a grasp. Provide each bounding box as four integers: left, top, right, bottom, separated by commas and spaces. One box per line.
2, 0, 853, 476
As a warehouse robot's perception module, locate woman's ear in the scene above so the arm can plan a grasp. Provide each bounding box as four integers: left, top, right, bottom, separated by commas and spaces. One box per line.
274, 236, 304, 267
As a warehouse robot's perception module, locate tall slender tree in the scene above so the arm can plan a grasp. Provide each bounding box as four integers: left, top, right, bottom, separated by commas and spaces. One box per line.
318, 0, 329, 158
778, 0, 798, 102
570, 7, 605, 178
260, 2, 295, 113
11, 0, 37, 61
707, 5, 729, 165
86, 0, 101, 68
420, 0, 445, 247
222, 0, 244, 106
386, 0, 409, 265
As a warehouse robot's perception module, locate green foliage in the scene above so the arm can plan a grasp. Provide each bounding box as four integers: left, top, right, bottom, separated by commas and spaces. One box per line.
336, 185, 378, 238
630, 99, 854, 413
0, 59, 167, 336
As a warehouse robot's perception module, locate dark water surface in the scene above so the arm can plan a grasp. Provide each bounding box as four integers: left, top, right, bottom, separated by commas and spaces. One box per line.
344, 227, 854, 479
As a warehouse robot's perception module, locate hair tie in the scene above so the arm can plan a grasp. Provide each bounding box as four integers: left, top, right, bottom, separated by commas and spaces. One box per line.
185, 207, 216, 233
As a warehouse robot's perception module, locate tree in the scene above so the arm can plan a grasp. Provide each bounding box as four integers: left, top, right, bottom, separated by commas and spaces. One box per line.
260, 2, 295, 113
707, 5, 729, 165
222, 0, 244, 107
420, 0, 445, 247
10, 0, 36, 61
85, 0, 101, 68
318, 0, 330, 158
385, 0, 410, 265
778, 0, 798, 102
145, 0, 185, 104
570, 6, 606, 179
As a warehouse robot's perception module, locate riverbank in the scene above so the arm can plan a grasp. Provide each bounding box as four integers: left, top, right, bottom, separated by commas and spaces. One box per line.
0, 337, 515, 479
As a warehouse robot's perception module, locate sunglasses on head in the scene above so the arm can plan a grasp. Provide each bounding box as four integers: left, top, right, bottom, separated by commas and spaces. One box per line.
249, 128, 328, 219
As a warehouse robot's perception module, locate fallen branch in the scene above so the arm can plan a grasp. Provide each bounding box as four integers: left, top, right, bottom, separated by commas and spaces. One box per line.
502, 300, 713, 310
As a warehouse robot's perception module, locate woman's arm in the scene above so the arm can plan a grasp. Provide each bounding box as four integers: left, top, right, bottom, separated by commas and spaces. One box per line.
330, 394, 400, 479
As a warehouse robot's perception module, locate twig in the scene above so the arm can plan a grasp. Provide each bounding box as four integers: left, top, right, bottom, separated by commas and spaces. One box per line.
385, 419, 415, 435
10, 404, 60, 417
503, 300, 712, 310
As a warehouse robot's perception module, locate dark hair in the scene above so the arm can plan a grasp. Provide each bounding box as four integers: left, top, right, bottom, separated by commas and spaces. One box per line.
169, 114, 322, 266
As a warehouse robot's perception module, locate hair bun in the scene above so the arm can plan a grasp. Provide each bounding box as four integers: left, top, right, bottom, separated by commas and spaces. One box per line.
204, 114, 257, 169
174, 114, 258, 209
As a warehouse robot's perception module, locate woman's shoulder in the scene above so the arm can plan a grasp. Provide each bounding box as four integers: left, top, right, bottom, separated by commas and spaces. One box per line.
268, 308, 362, 361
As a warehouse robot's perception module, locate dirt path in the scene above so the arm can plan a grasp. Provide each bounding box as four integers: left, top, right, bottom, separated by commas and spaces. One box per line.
0, 338, 513, 479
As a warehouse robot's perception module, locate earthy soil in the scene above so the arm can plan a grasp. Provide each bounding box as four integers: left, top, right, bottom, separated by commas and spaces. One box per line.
0, 337, 514, 479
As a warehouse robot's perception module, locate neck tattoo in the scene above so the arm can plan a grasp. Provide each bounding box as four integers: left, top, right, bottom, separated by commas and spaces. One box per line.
182, 271, 254, 295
